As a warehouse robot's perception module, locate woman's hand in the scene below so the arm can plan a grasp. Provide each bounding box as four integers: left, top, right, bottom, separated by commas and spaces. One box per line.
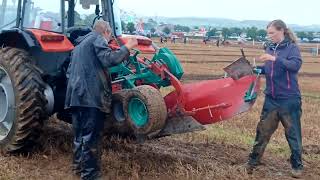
259, 54, 276, 62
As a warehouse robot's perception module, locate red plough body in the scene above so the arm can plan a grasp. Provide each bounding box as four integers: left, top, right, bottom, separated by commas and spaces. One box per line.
164, 75, 260, 125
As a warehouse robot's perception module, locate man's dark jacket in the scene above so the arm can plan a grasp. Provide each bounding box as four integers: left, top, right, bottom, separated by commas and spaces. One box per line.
65, 31, 129, 113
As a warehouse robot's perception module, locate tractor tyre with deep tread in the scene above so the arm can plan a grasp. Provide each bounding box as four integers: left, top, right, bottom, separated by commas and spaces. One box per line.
0, 47, 48, 153
108, 89, 132, 135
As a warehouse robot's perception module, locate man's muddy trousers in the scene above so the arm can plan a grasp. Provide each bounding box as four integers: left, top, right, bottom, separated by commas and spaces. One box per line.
71, 107, 105, 180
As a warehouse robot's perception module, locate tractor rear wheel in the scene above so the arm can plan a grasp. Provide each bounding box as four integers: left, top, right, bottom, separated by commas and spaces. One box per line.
124, 85, 167, 137
108, 89, 132, 135
0, 48, 47, 153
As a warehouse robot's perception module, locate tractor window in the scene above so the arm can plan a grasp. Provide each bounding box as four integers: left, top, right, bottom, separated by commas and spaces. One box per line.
64, 0, 123, 36
74, 3, 96, 27
0, 0, 18, 30
65, 0, 101, 28
23, 0, 62, 32
112, 0, 122, 36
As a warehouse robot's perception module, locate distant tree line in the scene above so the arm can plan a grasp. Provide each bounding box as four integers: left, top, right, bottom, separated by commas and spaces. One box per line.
206, 27, 267, 41
295, 31, 317, 41
121, 18, 320, 41
206, 27, 319, 41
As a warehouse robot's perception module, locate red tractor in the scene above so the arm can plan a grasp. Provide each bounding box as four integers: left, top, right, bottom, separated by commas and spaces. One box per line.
0, 0, 260, 153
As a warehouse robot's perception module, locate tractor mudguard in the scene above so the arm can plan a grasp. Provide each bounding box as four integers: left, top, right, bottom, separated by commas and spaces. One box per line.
109, 34, 156, 53
0, 28, 74, 53
28, 29, 74, 52
0, 28, 37, 50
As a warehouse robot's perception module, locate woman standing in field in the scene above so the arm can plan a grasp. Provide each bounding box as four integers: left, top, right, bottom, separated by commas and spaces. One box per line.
246, 19, 303, 178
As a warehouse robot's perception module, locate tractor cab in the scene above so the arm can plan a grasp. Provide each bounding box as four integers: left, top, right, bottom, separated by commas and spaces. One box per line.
0, 0, 154, 52
19, 0, 123, 45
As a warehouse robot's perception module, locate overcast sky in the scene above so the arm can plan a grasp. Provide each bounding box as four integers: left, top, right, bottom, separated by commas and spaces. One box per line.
118, 0, 320, 26
10, 0, 318, 26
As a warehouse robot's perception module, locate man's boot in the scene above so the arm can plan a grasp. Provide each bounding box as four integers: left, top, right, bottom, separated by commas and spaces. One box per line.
291, 168, 303, 179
